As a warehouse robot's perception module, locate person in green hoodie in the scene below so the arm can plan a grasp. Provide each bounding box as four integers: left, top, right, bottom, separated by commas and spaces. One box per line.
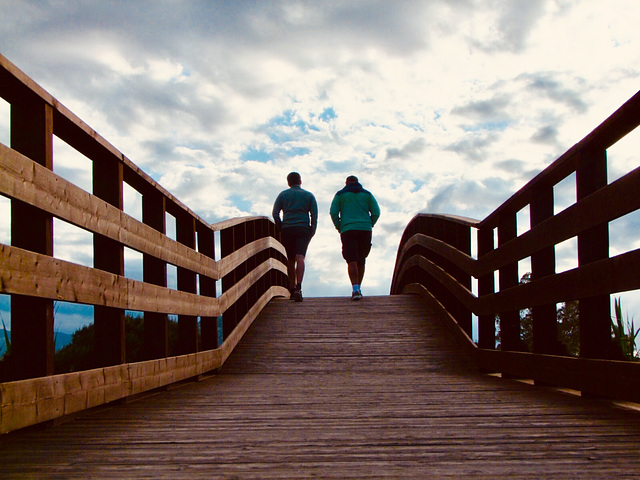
330, 175, 380, 301
272, 172, 318, 302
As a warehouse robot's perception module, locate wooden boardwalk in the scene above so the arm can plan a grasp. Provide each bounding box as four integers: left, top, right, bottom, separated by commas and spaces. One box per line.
1, 295, 640, 478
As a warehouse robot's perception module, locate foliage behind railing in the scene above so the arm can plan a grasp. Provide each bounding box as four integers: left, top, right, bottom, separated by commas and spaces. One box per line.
0, 54, 289, 433
392, 90, 640, 403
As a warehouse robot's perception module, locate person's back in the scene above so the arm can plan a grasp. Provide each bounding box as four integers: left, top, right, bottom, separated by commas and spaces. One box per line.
274, 186, 317, 230
272, 172, 317, 302
329, 175, 380, 301
330, 180, 379, 233
330, 183, 380, 233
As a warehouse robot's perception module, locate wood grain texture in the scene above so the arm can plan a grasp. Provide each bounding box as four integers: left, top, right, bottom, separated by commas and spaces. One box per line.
0, 286, 288, 433
1, 295, 638, 478
0, 144, 285, 281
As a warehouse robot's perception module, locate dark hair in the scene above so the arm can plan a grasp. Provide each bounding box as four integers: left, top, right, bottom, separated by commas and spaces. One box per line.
287, 172, 302, 186
346, 175, 358, 184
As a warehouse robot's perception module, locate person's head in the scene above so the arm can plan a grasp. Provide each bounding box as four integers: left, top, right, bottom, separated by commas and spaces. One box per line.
287, 172, 302, 186
346, 175, 358, 185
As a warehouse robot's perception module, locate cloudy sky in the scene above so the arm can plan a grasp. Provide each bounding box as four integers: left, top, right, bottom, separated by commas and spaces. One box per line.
1, 0, 639, 334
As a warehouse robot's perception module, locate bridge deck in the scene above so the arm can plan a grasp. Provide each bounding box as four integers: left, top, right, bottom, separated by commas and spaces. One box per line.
1, 295, 640, 478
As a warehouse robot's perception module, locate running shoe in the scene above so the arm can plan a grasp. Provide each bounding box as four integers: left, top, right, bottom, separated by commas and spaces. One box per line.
292, 288, 303, 302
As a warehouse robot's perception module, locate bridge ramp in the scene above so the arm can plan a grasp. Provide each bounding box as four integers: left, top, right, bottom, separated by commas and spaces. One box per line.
1, 295, 639, 478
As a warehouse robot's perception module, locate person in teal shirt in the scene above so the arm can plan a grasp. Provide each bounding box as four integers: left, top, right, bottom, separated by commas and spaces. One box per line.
330, 175, 380, 300
272, 172, 318, 302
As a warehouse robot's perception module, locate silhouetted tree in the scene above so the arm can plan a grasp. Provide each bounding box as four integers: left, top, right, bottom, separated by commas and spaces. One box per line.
54, 315, 181, 374
518, 273, 580, 356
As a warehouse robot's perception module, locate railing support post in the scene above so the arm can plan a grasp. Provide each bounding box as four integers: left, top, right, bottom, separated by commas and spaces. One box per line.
221, 223, 247, 339
142, 189, 169, 360
576, 149, 612, 359
176, 213, 198, 355
498, 212, 524, 352
93, 156, 126, 366
477, 227, 495, 349
198, 225, 218, 350
10, 96, 55, 380
530, 185, 562, 355
447, 221, 472, 337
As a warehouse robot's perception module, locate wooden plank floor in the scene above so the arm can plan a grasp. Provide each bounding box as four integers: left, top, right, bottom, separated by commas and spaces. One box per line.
1, 295, 640, 478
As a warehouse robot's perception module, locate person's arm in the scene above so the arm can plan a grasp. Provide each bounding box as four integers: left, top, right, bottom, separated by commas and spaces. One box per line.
272, 193, 283, 228
369, 193, 380, 227
310, 194, 318, 237
329, 194, 341, 231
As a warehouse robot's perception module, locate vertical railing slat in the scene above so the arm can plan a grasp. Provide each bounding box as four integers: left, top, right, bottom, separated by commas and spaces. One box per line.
530, 185, 561, 355
10, 95, 55, 380
142, 189, 169, 360
576, 149, 612, 359
497, 212, 523, 352
176, 211, 198, 355
197, 224, 218, 349
476, 226, 495, 349
93, 154, 126, 366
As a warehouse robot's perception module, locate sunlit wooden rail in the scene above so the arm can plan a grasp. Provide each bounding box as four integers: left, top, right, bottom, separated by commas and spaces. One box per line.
0, 53, 289, 433
392, 89, 640, 403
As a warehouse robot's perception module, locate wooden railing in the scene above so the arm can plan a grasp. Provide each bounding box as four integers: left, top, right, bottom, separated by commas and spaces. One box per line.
0, 54, 289, 433
392, 90, 640, 403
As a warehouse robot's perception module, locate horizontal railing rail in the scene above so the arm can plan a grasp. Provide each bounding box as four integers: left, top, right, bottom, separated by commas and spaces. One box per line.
0, 54, 289, 433
392, 90, 640, 403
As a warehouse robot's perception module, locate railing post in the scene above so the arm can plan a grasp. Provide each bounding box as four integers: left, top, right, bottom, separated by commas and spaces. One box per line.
176, 212, 198, 355
93, 155, 126, 366
576, 149, 611, 359
530, 185, 562, 355
477, 226, 495, 349
221, 225, 238, 338
498, 212, 524, 351
197, 224, 218, 349
142, 189, 169, 360
10, 95, 55, 380
446, 221, 472, 337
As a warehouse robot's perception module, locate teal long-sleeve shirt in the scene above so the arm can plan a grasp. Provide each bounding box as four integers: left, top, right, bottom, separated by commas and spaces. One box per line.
272, 185, 318, 234
329, 182, 380, 233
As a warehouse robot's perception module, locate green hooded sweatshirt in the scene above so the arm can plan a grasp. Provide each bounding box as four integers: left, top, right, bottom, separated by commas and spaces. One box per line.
330, 182, 380, 233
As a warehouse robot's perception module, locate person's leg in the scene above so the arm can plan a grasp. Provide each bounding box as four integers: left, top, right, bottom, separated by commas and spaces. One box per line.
357, 261, 365, 285
287, 257, 296, 293
291, 228, 311, 302
280, 228, 297, 294
347, 261, 359, 286
295, 254, 306, 288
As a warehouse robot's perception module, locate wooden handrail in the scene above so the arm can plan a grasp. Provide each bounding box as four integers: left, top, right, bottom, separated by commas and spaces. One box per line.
0, 54, 290, 433
392, 90, 640, 403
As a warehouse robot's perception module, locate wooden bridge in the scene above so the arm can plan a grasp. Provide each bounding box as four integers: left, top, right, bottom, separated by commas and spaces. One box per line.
1, 54, 640, 477
3, 295, 640, 478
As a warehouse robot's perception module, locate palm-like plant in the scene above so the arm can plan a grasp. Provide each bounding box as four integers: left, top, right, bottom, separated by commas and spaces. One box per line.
0, 315, 10, 359
611, 298, 640, 361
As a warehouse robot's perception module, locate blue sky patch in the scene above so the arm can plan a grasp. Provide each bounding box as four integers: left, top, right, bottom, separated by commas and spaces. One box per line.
229, 194, 252, 213
319, 107, 337, 122
241, 147, 273, 163
286, 147, 311, 157
269, 110, 319, 134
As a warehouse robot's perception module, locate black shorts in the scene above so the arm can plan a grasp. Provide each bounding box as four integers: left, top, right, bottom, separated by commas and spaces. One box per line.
340, 230, 372, 264
280, 226, 312, 258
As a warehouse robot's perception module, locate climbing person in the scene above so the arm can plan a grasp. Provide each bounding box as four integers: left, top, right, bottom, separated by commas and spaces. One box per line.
272, 171, 318, 302
329, 175, 380, 301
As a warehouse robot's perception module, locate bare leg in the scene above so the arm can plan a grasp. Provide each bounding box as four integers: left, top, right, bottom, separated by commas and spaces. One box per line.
347, 261, 359, 286
287, 257, 296, 292
357, 261, 365, 285
295, 254, 306, 288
